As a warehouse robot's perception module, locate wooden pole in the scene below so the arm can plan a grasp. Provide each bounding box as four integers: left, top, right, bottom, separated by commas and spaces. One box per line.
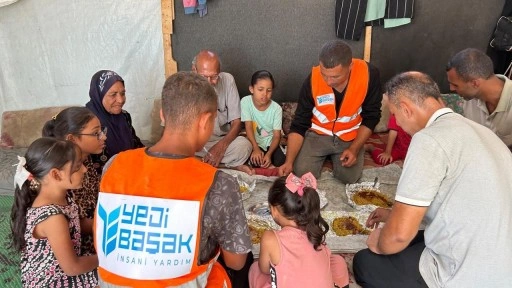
363, 26, 372, 62
161, 0, 177, 78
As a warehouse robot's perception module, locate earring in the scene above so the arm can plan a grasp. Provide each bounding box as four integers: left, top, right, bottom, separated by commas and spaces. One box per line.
100, 149, 107, 162
29, 179, 41, 191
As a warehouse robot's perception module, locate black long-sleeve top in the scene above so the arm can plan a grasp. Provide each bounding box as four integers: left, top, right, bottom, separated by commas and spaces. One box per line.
290, 63, 382, 137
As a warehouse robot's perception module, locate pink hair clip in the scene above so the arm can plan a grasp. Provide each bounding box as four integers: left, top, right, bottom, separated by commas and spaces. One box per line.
285, 172, 317, 196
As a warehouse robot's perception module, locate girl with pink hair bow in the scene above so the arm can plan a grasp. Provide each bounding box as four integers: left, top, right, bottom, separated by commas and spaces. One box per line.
249, 172, 349, 288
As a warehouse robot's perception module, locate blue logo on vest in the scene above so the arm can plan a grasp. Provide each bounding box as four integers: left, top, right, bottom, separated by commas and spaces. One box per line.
316, 94, 334, 106
97, 204, 193, 257
98, 204, 121, 256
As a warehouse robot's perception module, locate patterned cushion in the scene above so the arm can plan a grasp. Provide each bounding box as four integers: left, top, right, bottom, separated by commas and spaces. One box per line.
280, 102, 297, 135
374, 97, 390, 133
1, 106, 73, 193
440, 93, 464, 115
1, 106, 70, 148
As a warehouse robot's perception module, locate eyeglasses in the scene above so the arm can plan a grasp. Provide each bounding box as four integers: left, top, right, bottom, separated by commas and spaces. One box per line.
76, 127, 108, 140
199, 73, 219, 81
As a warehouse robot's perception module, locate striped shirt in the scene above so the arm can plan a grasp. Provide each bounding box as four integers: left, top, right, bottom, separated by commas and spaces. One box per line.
335, 0, 368, 40
366, 0, 415, 27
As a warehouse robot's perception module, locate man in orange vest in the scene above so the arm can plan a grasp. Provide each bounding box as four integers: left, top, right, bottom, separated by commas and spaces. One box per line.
94, 72, 252, 287
278, 40, 382, 183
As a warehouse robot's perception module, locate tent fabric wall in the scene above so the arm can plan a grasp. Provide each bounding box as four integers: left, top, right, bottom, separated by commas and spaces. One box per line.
0, 0, 166, 141
0, 0, 18, 8
171, 0, 503, 103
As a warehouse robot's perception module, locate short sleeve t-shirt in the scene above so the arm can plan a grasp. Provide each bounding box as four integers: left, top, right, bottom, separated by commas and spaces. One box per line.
463, 74, 512, 147
198, 171, 252, 263
240, 95, 282, 148
213, 72, 241, 137
396, 108, 512, 287
103, 153, 252, 265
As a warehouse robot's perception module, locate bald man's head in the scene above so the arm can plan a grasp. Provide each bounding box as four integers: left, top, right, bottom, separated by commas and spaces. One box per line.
192, 50, 221, 85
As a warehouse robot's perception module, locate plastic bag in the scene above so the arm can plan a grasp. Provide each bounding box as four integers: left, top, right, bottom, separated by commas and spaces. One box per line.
490, 16, 512, 51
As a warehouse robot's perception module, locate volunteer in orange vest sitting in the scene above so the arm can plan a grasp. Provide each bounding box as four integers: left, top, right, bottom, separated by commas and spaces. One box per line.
94, 72, 252, 287
278, 39, 382, 184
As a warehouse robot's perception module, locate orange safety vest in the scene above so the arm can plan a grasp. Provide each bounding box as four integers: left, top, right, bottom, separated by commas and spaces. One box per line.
310, 59, 369, 141
95, 148, 230, 288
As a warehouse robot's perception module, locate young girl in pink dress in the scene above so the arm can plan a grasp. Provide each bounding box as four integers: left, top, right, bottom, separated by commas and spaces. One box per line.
249, 172, 349, 288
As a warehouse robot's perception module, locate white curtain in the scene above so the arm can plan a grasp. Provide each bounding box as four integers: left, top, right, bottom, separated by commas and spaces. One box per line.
0, 0, 166, 140
0, 0, 18, 8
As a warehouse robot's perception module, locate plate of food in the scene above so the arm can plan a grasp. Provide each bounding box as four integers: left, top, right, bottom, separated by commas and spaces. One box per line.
321, 211, 371, 237
331, 216, 371, 236
246, 214, 279, 244
345, 181, 393, 212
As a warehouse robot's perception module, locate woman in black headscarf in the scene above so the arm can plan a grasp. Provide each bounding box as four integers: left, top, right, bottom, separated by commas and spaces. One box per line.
86, 70, 144, 171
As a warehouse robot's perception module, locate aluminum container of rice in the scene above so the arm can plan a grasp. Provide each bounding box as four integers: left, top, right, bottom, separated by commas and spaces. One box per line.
235, 174, 256, 200
345, 181, 394, 212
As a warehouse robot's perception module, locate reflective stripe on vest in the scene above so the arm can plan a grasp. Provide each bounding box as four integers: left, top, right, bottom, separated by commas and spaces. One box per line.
311, 121, 361, 137
310, 59, 369, 141
312, 106, 331, 123
335, 107, 362, 123
313, 106, 363, 124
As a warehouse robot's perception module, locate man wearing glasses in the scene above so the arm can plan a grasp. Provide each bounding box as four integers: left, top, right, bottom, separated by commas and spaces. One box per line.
192, 50, 253, 175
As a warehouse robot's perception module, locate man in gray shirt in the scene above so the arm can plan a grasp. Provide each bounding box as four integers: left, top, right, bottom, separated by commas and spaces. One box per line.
193, 50, 253, 174
353, 71, 512, 287
446, 48, 512, 151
